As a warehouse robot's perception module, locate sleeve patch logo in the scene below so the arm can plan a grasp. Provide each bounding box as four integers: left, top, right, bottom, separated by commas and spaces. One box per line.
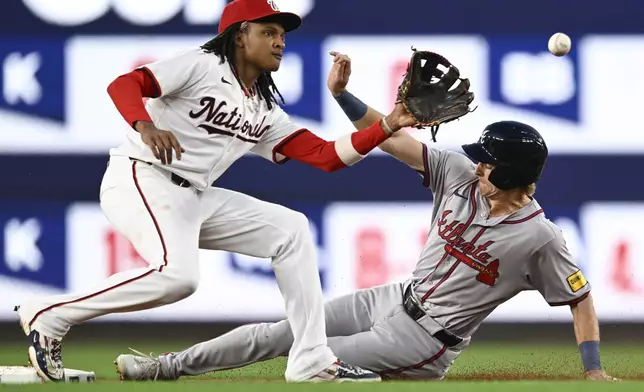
567, 270, 588, 292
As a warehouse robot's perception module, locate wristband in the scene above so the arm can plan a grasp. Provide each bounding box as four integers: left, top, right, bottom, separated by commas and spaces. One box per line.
334, 90, 368, 121
579, 341, 602, 372
381, 118, 394, 135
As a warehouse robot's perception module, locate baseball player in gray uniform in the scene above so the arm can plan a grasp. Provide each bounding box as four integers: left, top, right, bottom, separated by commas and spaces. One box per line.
113, 52, 618, 381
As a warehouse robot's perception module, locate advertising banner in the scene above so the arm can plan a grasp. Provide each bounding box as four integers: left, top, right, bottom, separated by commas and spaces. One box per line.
2, 35, 644, 153
2, 201, 644, 322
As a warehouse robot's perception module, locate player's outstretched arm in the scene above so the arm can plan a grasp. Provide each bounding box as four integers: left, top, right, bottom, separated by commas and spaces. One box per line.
274, 102, 414, 172
570, 294, 618, 381
327, 51, 424, 172
271, 55, 419, 172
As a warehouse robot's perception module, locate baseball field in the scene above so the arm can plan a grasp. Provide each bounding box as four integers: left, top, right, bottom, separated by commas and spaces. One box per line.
2, 340, 644, 391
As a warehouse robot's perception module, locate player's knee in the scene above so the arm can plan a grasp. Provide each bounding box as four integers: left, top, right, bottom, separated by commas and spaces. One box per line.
279, 210, 311, 240
248, 321, 293, 357
175, 274, 199, 298
161, 267, 199, 302
166, 275, 199, 301
270, 209, 315, 260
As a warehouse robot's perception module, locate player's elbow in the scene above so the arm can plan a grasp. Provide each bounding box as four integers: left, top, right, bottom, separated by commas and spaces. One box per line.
107, 72, 139, 100
106, 75, 123, 100
106, 79, 116, 97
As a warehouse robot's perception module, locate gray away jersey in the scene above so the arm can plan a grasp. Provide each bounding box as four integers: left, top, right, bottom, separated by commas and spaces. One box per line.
408, 144, 590, 338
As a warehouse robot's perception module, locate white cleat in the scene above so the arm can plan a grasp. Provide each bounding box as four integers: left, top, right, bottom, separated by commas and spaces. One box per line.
306, 360, 381, 383
114, 348, 173, 381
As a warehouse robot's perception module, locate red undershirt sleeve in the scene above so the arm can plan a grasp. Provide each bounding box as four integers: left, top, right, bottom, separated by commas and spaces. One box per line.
276, 120, 390, 172
106, 68, 158, 129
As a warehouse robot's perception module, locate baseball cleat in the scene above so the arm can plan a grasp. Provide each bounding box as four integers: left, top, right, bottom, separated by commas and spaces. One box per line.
27, 330, 65, 382
15, 305, 65, 383
114, 348, 173, 381
307, 360, 381, 383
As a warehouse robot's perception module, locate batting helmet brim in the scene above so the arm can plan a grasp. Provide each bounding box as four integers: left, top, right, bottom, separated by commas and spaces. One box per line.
461, 143, 503, 165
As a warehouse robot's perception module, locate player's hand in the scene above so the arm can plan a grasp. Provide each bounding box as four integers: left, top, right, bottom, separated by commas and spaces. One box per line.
584, 369, 620, 381
382, 102, 416, 133
135, 121, 185, 165
327, 51, 352, 97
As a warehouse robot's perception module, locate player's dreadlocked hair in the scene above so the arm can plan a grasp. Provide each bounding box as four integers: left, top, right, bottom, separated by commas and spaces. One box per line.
201, 22, 285, 111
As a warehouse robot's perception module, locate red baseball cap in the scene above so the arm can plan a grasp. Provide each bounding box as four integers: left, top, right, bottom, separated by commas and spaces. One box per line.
218, 0, 302, 35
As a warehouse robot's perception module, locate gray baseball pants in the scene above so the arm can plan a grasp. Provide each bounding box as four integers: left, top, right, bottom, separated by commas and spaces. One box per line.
159, 283, 469, 380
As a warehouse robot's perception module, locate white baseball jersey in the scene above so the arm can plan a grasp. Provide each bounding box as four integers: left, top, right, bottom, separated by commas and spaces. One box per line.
110, 48, 301, 191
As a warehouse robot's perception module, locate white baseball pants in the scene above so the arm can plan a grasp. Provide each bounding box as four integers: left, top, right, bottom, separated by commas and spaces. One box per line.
17, 155, 336, 381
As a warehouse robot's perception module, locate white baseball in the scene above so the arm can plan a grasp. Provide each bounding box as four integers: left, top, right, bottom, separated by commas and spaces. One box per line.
548, 32, 572, 56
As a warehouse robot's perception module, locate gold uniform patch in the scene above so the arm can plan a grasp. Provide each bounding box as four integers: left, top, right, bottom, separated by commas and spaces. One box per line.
567, 270, 588, 292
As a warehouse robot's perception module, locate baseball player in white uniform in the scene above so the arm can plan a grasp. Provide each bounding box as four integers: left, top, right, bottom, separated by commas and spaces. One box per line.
112, 52, 618, 382
14, 2, 420, 383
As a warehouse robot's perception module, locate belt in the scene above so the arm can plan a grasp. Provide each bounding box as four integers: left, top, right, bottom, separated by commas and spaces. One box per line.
170, 173, 191, 188
402, 285, 463, 348
129, 158, 191, 188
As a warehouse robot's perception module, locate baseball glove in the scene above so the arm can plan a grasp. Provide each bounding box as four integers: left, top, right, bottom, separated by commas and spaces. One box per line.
397, 48, 476, 142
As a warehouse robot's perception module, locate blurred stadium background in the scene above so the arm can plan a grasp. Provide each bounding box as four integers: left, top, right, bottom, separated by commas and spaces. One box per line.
1, 0, 644, 347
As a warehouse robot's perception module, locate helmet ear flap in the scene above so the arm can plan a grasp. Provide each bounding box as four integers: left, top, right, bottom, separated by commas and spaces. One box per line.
488, 166, 513, 190
489, 166, 536, 190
